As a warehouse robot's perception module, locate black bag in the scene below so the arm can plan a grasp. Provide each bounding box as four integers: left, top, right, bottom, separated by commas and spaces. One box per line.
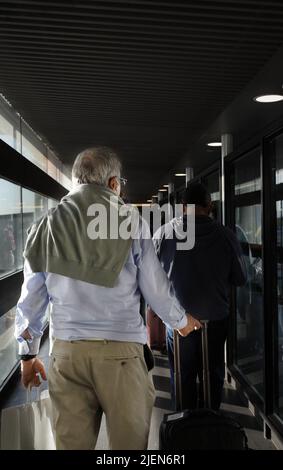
143, 343, 154, 372
159, 321, 249, 450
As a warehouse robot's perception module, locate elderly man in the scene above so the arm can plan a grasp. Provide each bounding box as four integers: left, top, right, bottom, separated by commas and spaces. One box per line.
15, 147, 201, 450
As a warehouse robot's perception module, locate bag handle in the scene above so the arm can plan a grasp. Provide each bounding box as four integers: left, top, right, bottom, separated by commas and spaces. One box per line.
26, 380, 41, 404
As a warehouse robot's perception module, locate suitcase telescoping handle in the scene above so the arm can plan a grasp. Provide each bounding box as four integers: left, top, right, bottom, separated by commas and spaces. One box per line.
173, 329, 182, 411
174, 320, 211, 411
201, 320, 211, 409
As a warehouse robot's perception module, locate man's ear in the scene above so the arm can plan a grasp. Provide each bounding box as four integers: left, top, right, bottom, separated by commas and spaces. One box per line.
108, 176, 119, 193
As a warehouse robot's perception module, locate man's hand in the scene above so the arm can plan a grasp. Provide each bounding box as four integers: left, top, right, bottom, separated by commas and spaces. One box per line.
177, 314, 202, 337
21, 358, 47, 389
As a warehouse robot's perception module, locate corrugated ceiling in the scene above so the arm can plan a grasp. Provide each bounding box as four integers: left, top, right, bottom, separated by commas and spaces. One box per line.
1, 0, 283, 200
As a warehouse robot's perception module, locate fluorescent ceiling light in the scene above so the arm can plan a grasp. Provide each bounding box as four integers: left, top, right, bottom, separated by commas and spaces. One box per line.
147, 199, 152, 202
207, 142, 222, 147
159, 189, 167, 192
175, 173, 186, 176
254, 94, 283, 103
163, 184, 169, 187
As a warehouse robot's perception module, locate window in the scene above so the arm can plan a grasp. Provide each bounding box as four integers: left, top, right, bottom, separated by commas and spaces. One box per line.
0, 93, 72, 188
0, 97, 21, 152
233, 149, 264, 400
21, 121, 47, 173
0, 304, 51, 390
60, 165, 72, 191
0, 181, 57, 279
0, 179, 23, 277
0, 186, 55, 389
202, 171, 221, 222
0, 114, 14, 149
0, 307, 18, 389
234, 150, 261, 195
22, 189, 49, 246
47, 148, 60, 182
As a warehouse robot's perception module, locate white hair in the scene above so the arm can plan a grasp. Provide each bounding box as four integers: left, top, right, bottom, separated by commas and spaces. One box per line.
72, 146, 122, 186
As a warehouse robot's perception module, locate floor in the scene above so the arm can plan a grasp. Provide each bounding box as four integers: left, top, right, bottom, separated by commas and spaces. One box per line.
0, 338, 276, 450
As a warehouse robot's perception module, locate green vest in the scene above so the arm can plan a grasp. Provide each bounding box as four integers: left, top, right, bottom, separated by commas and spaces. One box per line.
24, 183, 134, 287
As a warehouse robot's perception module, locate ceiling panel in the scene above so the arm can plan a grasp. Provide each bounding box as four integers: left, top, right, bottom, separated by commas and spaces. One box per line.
1, 0, 283, 200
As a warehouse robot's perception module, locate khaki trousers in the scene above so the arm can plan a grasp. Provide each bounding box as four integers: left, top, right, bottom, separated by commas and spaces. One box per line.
48, 339, 156, 450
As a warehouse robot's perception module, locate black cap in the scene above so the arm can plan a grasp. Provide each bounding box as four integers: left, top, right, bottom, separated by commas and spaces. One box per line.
182, 182, 211, 208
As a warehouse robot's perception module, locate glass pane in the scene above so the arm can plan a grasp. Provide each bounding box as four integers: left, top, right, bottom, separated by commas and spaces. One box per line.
47, 159, 58, 181
22, 189, 49, 246
234, 151, 264, 399
0, 113, 14, 148
277, 209, 283, 418
275, 133, 283, 185
0, 307, 18, 389
21, 121, 47, 172
0, 179, 23, 277
0, 305, 50, 390
0, 95, 21, 152
47, 148, 60, 182
234, 149, 261, 195
203, 171, 221, 221
48, 198, 58, 210
0, 93, 68, 187
60, 165, 72, 191
275, 133, 283, 419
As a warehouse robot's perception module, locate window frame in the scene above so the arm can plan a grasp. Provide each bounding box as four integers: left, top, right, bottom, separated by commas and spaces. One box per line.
225, 134, 283, 436
0, 140, 67, 393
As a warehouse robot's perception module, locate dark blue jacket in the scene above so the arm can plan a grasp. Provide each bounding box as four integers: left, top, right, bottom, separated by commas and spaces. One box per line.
153, 215, 247, 321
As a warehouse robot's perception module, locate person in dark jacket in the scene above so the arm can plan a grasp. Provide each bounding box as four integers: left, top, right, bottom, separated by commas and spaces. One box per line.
153, 182, 247, 410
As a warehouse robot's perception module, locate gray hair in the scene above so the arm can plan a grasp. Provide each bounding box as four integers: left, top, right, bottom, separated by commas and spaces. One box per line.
72, 146, 122, 186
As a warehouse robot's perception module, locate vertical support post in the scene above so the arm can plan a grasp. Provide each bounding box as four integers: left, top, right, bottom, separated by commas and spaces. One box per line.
221, 134, 233, 382
221, 133, 233, 226
168, 183, 176, 217
185, 167, 194, 187
168, 182, 174, 200
168, 182, 175, 216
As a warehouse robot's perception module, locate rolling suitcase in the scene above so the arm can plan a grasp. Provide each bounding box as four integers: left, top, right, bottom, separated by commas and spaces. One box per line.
159, 321, 249, 450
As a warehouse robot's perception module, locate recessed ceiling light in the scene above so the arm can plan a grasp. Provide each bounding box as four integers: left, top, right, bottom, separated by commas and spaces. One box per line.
253, 94, 283, 103
163, 184, 169, 188
159, 189, 167, 192
207, 142, 222, 147
152, 194, 158, 197
147, 199, 152, 203
175, 173, 186, 176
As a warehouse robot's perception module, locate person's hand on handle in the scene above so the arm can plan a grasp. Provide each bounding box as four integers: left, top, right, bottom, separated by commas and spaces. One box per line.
177, 314, 202, 337
21, 357, 47, 389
